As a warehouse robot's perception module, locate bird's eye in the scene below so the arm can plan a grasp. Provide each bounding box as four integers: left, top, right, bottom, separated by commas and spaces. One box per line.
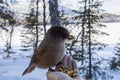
68, 35, 75, 40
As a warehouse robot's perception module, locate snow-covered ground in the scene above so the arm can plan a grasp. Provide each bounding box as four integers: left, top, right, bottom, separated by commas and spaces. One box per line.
0, 58, 47, 80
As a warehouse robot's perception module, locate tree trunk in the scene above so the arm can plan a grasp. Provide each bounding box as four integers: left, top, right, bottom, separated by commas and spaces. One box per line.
88, 0, 92, 79
49, 0, 60, 26
43, 0, 46, 36
34, 0, 39, 53
81, 0, 87, 65
9, 25, 14, 49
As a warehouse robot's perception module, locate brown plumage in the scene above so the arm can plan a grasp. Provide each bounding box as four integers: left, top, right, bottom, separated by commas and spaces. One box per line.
22, 26, 74, 76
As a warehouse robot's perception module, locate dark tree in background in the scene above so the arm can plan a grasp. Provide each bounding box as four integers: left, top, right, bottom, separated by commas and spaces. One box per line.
0, 0, 16, 57
0, 0, 8, 31
34, 0, 39, 54
81, 0, 87, 65
78, 0, 110, 79
20, 0, 48, 56
20, 0, 44, 56
49, 0, 60, 26
43, 0, 47, 35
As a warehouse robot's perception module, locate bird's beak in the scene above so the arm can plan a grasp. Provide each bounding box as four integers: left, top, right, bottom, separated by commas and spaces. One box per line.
68, 35, 75, 40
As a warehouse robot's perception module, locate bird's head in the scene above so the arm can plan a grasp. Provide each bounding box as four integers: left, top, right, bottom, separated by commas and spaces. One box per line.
47, 26, 75, 40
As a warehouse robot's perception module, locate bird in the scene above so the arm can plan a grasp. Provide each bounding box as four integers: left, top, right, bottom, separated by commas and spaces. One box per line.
22, 26, 74, 76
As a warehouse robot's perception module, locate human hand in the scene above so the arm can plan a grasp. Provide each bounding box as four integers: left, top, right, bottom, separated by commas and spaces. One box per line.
46, 55, 82, 80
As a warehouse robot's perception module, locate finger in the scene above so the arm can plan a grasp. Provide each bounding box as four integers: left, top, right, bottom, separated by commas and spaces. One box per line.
72, 60, 82, 80
62, 55, 68, 66
67, 55, 73, 69
72, 59, 78, 71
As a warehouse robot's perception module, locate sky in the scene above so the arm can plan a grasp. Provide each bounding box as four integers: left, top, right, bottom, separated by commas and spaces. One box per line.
102, 0, 120, 14
7, 0, 120, 15
59, 0, 120, 14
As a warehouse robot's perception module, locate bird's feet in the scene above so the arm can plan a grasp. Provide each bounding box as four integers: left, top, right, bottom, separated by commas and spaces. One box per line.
48, 67, 56, 72
48, 62, 63, 72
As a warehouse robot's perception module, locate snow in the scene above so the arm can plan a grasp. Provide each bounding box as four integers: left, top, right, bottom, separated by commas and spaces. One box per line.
0, 58, 47, 80
107, 70, 120, 80
97, 23, 120, 44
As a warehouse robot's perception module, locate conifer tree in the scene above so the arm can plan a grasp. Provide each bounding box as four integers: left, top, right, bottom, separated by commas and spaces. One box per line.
62, 0, 111, 79
0, 0, 16, 57
20, 0, 43, 56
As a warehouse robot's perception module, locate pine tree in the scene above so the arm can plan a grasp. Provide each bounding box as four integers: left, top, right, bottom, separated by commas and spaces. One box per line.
0, 0, 8, 31
61, 0, 111, 79
20, 0, 43, 56
0, 0, 16, 57
80, 0, 110, 79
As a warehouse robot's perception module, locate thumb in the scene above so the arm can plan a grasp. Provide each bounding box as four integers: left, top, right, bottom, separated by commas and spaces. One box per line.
46, 71, 73, 80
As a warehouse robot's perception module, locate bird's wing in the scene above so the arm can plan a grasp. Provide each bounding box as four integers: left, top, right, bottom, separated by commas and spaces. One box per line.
36, 43, 56, 57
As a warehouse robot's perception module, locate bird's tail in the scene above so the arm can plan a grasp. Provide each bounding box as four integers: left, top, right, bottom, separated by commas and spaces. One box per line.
22, 64, 35, 76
